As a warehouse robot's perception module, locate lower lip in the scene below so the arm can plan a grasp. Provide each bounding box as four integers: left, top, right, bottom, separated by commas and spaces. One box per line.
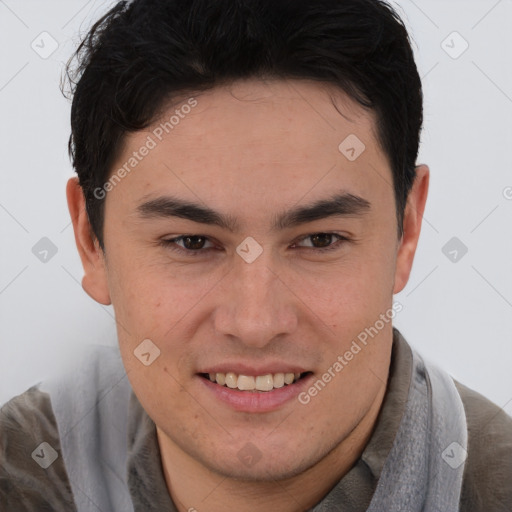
198, 374, 314, 413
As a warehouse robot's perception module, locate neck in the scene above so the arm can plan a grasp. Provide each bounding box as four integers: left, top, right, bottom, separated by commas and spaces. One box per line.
157, 382, 387, 512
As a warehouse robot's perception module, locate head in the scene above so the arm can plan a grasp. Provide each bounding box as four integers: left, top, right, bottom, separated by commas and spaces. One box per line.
66, 0, 428, 483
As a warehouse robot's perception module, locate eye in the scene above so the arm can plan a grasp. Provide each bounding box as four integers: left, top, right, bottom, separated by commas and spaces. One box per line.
159, 232, 350, 257
292, 233, 349, 252
160, 235, 216, 255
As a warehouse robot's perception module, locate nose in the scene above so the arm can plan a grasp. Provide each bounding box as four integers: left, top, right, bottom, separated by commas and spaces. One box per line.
213, 250, 298, 349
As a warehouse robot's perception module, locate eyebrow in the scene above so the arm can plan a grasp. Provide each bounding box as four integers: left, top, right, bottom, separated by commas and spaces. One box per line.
136, 192, 371, 232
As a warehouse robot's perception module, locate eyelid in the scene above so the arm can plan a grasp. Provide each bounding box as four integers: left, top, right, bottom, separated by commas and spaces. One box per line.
292, 232, 349, 246
161, 235, 217, 252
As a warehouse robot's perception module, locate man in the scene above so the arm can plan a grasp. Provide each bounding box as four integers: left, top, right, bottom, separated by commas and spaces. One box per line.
1, 0, 511, 510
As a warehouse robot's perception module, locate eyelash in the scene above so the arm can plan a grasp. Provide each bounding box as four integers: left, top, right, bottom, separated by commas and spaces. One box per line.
159, 233, 350, 257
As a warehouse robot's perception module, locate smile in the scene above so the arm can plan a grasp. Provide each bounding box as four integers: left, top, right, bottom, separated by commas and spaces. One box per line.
200, 372, 310, 392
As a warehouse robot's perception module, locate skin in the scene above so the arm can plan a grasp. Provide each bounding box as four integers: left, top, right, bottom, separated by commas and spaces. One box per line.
67, 78, 429, 511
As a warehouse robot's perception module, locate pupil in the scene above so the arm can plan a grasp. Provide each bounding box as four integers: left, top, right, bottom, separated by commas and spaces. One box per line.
312, 234, 332, 248
184, 236, 205, 250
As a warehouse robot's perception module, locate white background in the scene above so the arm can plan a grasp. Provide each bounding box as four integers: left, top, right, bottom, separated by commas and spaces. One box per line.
0, 0, 511, 410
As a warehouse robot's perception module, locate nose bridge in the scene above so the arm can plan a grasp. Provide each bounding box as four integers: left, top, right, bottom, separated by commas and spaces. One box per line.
215, 250, 297, 347
238, 256, 278, 309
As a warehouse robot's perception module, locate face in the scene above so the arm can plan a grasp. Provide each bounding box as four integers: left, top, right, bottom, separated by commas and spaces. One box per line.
68, 78, 427, 482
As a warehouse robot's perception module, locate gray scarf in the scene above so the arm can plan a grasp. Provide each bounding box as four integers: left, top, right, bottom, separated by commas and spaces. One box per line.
40, 343, 467, 512
312, 348, 468, 511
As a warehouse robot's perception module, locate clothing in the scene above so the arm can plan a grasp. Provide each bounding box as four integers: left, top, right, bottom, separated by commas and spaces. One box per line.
1, 329, 511, 511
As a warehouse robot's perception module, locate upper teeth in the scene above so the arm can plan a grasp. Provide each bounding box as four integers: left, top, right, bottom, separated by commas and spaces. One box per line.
207, 372, 301, 391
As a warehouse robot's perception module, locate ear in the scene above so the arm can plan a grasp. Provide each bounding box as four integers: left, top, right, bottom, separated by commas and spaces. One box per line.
393, 165, 430, 294
66, 177, 111, 305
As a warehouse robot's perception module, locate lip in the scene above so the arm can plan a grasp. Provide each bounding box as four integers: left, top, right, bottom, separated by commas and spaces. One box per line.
197, 372, 315, 413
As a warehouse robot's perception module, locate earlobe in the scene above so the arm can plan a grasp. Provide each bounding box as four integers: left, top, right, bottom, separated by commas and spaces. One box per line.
66, 177, 112, 305
393, 165, 430, 294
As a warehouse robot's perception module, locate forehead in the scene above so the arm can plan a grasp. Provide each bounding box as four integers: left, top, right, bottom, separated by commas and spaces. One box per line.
150, 78, 380, 155
107, 79, 392, 221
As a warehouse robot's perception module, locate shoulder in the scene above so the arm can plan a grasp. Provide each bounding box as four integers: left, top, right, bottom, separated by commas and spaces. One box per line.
455, 380, 512, 512
0, 384, 77, 511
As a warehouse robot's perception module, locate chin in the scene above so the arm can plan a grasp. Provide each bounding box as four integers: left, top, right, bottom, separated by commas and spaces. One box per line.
211, 456, 311, 482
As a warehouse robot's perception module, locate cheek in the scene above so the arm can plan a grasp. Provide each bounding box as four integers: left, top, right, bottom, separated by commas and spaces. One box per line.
293, 250, 395, 324
109, 258, 223, 354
